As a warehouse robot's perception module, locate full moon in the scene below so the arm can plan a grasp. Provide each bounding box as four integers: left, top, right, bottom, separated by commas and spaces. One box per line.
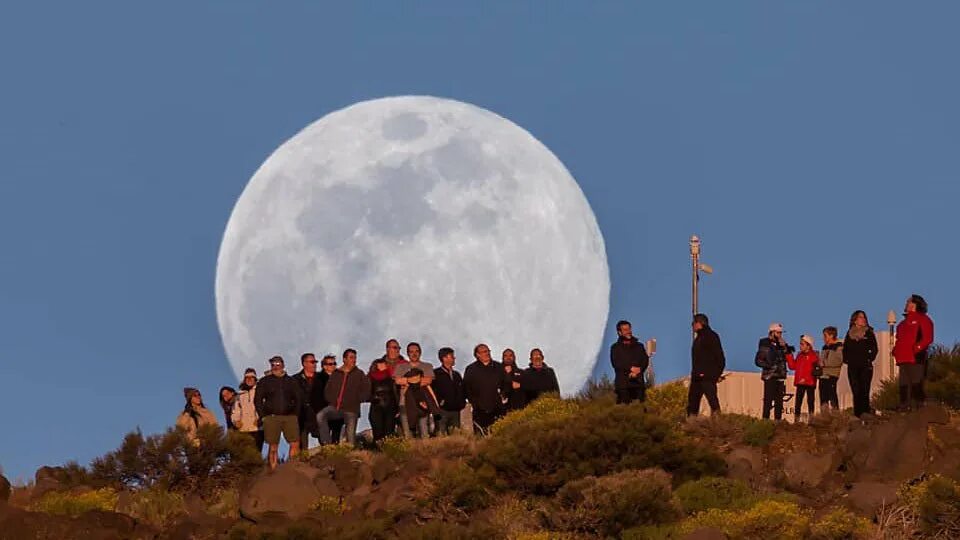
215, 96, 609, 395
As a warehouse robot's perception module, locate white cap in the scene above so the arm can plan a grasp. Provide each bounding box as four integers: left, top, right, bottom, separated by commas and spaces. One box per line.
801, 334, 815, 348
769, 322, 784, 333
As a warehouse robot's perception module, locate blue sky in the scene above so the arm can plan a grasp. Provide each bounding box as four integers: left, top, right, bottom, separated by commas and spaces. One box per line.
2, 2, 958, 480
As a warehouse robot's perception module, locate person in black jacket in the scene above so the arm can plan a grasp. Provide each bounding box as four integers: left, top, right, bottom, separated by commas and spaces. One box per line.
755, 323, 793, 421
522, 348, 560, 403
688, 313, 726, 417
293, 353, 321, 451
610, 320, 649, 404
432, 347, 466, 435
843, 310, 878, 418
255, 356, 305, 470
368, 357, 399, 442
304, 355, 343, 444
501, 349, 525, 411
463, 343, 509, 434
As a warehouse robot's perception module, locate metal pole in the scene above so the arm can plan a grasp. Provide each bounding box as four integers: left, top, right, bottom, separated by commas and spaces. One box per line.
690, 235, 700, 338
887, 310, 896, 378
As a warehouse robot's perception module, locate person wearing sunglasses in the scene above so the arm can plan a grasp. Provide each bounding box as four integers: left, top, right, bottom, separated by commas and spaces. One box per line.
176, 387, 219, 445
294, 353, 321, 451
310, 355, 344, 444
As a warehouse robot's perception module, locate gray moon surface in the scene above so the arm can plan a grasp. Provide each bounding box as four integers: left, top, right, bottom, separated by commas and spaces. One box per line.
215, 96, 609, 395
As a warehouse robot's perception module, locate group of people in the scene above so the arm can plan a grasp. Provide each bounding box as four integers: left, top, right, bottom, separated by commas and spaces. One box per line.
619, 294, 933, 423
177, 339, 560, 469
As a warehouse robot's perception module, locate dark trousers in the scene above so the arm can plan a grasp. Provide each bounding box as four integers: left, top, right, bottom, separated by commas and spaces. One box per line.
847, 364, 874, 417
435, 409, 461, 435
762, 379, 786, 420
898, 363, 926, 409
819, 376, 839, 409
687, 378, 720, 416
472, 409, 502, 435
369, 405, 397, 442
616, 385, 645, 405
794, 384, 816, 416
244, 431, 265, 454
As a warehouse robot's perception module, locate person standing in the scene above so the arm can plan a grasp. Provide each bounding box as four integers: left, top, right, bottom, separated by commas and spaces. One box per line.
394, 342, 434, 438
894, 295, 935, 411
318, 349, 370, 446
232, 368, 264, 453
610, 320, 649, 405
368, 357, 399, 442
293, 353, 320, 451
688, 313, 726, 417
176, 387, 220, 444
255, 356, 304, 470
843, 311, 878, 418
756, 323, 793, 420
501, 349, 526, 411
789, 335, 820, 423
432, 347, 466, 435
309, 355, 343, 444
218, 386, 238, 430
402, 368, 441, 439
819, 327, 843, 410
463, 343, 509, 434
521, 348, 560, 403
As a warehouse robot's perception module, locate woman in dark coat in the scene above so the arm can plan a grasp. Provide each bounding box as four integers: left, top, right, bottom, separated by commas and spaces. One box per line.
843, 310, 878, 418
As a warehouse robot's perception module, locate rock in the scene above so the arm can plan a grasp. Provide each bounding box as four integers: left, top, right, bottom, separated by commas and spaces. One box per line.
326, 455, 372, 494
33, 466, 64, 499
918, 404, 950, 425
782, 451, 837, 492
371, 455, 396, 484
929, 425, 960, 481
725, 447, 763, 485
847, 481, 898, 517
239, 461, 327, 522
0, 474, 10, 503
0, 505, 149, 540
862, 417, 927, 481
313, 476, 340, 498
682, 527, 728, 540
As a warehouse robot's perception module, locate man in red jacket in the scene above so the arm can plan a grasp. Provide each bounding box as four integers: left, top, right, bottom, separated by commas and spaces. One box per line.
893, 294, 934, 411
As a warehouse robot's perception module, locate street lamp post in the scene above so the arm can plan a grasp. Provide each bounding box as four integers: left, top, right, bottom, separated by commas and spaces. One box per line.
887, 310, 897, 377
689, 235, 713, 337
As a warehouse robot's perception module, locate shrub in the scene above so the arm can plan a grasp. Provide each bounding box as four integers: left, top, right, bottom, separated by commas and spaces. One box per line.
925, 344, 960, 408
89, 425, 263, 494
646, 382, 688, 422
478, 397, 725, 494
378, 435, 411, 462
810, 508, 873, 539
487, 495, 550, 539
396, 520, 502, 540
678, 499, 811, 539
622, 524, 681, 540
674, 477, 754, 514
30, 487, 118, 516
555, 469, 681, 537
576, 375, 615, 403
898, 474, 960, 536
311, 495, 348, 515
871, 377, 900, 411
426, 462, 494, 511
741, 418, 776, 447
122, 487, 185, 528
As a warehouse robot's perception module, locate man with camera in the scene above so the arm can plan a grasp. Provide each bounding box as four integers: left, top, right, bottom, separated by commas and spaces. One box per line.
755, 323, 794, 420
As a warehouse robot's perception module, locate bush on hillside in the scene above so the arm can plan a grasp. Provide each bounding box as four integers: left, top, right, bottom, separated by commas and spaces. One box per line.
477, 397, 725, 495
897, 474, 960, 536
29, 487, 118, 516
925, 344, 960, 408
395, 520, 502, 540
678, 499, 811, 540
424, 462, 495, 512
576, 375, 615, 403
555, 469, 681, 537
122, 487, 186, 528
674, 477, 754, 514
646, 382, 688, 422
809, 508, 873, 540
871, 377, 900, 411
89, 425, 263, 494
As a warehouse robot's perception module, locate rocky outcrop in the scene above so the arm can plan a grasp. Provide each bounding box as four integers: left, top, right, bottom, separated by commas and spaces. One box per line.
239, 461, 339, 523
846, 481, 898, 516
